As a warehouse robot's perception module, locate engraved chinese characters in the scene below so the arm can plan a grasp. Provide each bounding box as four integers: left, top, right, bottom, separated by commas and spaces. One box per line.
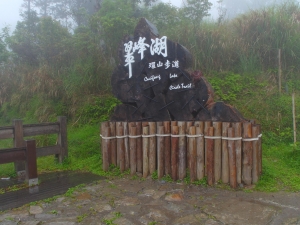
110, 18, 246, 122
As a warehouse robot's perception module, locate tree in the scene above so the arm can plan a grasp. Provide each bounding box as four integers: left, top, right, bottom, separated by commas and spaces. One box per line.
0, 28, 9, 64
181, 0, 212, 26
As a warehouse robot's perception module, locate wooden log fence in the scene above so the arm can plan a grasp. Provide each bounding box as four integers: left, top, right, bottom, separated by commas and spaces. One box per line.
0, 140, 38, 185
100, 121, 263, 187
0, 116, 68, 177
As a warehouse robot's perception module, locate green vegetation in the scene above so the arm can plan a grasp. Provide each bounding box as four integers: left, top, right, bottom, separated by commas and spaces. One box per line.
0, 0, 299, 193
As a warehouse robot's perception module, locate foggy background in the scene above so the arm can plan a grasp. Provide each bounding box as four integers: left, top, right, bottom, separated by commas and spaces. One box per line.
0, 0, 219, 32
0, 0, 293, 32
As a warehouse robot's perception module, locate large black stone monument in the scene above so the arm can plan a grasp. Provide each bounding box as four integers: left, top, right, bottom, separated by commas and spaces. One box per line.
111, 18, 246, 122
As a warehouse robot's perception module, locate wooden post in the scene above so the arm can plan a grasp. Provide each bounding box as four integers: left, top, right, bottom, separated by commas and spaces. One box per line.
213, 122, 222, 182
157, 125, 165, 179
116, 122, 122, 167
123, 122, 130, 170
228, 128, 237, 189
143, 126, 149, 178
204, 121, 212, 176
136, 122, 143, 173
221, 122, 231, 184
207, 127, 214, 186
233, 122, 242, 184
195, 121, 204, 180
25, 140, 38, 186
257, 124, 262, 175
129, 125, 137, 175
117, 125, 125, 172
252, 125, 259, 184
13, 119, 25, 176
189, 126, 197, 182
58, 116, 68, 163
163, 121, 171, 176
149, 122, 156, 175
293, 92, 297, 144
110, 122, 117, 166
178, 121, 187, 180
242, 122, 253, 185
171, 125, 179, 181
186, 121, 194, 168
278, 49, 282, 94
101, 122, 110, 172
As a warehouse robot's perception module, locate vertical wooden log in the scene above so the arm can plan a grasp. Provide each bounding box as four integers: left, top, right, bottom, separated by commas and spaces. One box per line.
117, 125, 125, 172
204, 121, 212, 176
58, 116, 68, 163
143, 126, 149, 178
129, 125, 137, 175
163, 121, 171, 176
13, 119, 25, 176
171, 125, 179, 181
171, 121, 178, 127
207, 127, 214, 186
252, 125, 259, 184
189, 126, 197, 182
257, 124, 262, 175
110, 122, 117, 166
101, 122, 110, 172
221, 122, 231, 184
116, 122, 122, 167
25, 140, 38, 186
136, 122, 143, 173
178, 121, 187, 180
149, 122, 156, 175
213, 122, 222, 182
123, 122, 130, 170
242, 122, 253, 185
195, 121, 204, 180
186, 121, 194, 168
233, 122, 242, 184
157, 126, 165, 179
228, 128, 237, 189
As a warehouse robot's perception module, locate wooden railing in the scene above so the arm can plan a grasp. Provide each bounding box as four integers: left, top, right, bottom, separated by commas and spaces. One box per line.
0, 116, 67, 176
0, 140, 38, 185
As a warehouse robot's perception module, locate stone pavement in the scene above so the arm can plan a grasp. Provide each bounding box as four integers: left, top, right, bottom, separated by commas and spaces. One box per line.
0, 176, 300, 225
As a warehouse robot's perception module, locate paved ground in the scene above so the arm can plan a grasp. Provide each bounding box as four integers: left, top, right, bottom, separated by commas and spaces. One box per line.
0, 175, 300, 225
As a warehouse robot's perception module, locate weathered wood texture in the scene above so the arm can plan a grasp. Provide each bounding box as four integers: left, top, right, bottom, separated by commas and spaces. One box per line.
252, 125, 259, 184
178, 121, 187, 180
171, 125, 179, 181
228, 128, 237, 189
100, 121, 262, 186
213, 122, 222, 182
207, 127, 214, 186
233, 122, 242, 184
195, 121, 204, 180
221, 122, 231, 183
0, 140, 38, 184
188, 126, 197, 182
129, 125, 137, 175
0, 117, 68, 175
143, 126, 150, 178
242, 122, 253, 185
101, 122, 110, 172
157, 126, 165, 179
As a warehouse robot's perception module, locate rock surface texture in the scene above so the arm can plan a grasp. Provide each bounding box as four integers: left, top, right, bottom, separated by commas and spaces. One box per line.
111, 18, 246, 122
0, 177, 300, 225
